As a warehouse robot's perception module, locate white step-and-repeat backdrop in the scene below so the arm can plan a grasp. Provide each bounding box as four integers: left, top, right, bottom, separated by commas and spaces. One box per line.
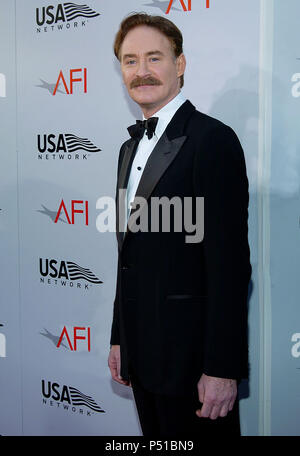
0, 0, 299, 436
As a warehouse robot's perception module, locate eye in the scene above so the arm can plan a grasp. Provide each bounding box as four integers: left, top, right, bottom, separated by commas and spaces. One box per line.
125, 59, 136, 65
150, 57, 159, 62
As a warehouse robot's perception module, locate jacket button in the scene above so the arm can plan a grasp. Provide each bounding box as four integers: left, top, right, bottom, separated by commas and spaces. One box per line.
121, 264, 131, 270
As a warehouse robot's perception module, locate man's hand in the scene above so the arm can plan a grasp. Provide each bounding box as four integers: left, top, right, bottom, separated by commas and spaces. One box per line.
108, 345, 130, 386
196, 373, 237, 420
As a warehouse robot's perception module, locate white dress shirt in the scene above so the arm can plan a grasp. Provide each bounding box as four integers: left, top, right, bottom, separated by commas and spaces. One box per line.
124, 91, 186, 231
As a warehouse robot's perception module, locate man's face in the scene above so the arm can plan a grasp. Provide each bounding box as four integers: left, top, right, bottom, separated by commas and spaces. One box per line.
119, 25, 185, 116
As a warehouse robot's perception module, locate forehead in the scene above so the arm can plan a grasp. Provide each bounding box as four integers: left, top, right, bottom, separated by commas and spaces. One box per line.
120, 25, 173, 57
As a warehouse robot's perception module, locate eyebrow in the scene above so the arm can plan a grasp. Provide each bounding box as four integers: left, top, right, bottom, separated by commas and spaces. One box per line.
122, 50, 164, 61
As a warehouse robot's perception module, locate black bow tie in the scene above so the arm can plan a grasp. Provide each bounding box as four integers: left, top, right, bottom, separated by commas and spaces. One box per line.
127, 117, 158, 140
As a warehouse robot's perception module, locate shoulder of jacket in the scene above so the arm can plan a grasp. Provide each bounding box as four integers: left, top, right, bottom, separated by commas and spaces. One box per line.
120, 138, 132, 150
189, 109, 231, 134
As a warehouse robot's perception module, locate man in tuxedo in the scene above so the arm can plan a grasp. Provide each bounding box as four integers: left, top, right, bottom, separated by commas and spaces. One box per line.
108, 13, 251, 437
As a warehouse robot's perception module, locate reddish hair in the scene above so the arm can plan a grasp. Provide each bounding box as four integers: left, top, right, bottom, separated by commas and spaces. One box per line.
114, 13, 184, 88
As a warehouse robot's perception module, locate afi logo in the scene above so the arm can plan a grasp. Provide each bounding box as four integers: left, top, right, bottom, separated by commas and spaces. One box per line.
0, 325, 6, 358
291, 73, 300, 98
57, 326, 91, 351
55, 199, 89, 225
53, 68, 87, 95
0, 73, 6, 98
165, 0, 210, 14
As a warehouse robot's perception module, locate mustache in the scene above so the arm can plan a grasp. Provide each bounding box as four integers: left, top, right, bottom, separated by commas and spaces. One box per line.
130, 76, 163, 89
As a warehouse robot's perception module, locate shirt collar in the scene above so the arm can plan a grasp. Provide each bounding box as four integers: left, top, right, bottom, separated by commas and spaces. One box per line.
142, 91, 186, 140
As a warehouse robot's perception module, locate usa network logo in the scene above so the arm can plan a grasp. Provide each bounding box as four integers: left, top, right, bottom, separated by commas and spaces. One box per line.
37, 133, 101, 161
42, 379, 105, 416
36, 2, 100, 33
39, 257, 103, 290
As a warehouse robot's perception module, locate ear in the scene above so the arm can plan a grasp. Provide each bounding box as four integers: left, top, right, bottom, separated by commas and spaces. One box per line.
176, 53, 186, 78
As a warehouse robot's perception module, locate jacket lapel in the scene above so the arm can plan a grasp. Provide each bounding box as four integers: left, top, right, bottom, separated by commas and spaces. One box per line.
118, 139, 138, 192
125, 133, 187, 239
118, 100, 196, 250
116, 138, 139, 248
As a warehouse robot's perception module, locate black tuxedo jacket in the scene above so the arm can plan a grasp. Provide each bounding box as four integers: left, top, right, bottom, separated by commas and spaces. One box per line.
110, 100, 252, 396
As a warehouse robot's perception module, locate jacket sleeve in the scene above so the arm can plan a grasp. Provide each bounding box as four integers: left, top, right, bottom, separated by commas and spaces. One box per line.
110, 257, 121, 345
193, 124, 252, 380
109, 142, 127, 346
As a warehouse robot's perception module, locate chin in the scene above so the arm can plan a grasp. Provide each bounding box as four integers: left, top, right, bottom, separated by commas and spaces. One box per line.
130, 87, 162, 106
133, 92, 162, 105
135, 96, 158, 107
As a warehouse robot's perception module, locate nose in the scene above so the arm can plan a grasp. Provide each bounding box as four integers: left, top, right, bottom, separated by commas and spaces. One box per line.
135, 58, 151, 78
